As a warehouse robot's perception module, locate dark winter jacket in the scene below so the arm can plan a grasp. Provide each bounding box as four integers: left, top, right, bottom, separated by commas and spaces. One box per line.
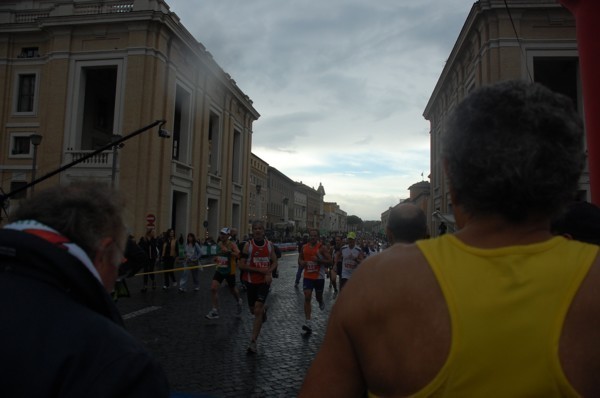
0, 229, 169, 397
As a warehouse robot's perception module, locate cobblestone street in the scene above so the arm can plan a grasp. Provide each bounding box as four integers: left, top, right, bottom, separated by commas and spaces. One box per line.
116, 252, 335, 397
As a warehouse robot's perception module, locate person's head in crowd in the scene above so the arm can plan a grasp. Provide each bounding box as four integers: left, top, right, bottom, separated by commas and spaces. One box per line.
308, 228, 319, 243
187, 232, 197, 244
251, 220, 265, 241
219, 227, 230, 242
386, 203, 428, 244
346, 231, 356, 247
144, 227, 154, 239
442, 80, 585, 227
551, 201, 600, 245
10, 181, 126, 291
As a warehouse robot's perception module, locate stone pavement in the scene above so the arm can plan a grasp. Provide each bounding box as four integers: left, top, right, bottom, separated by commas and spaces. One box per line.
116, 252, 337, 397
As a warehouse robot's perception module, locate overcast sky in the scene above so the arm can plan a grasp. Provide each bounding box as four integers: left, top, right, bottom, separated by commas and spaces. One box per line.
166, 0, 475, 220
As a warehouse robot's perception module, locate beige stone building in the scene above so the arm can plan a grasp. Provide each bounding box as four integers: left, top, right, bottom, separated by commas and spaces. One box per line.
266, 166, 295, 239
293, 184, 308, 233
322, 201, 347, 236
296, 181, 325, 233
423, 0, 583, 234
0, 0, 259, 239
248, 152, 268, 237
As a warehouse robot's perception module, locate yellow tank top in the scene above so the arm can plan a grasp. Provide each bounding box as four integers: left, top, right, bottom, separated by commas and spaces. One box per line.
371, 235, 597, 397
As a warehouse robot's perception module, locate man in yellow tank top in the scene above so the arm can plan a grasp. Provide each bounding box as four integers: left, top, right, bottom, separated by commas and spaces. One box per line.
300, 81, 600, 397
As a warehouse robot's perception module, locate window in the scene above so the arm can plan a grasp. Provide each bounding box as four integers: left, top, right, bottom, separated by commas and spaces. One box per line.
232, 129, 242, 183
9, 133, 36, 158
172, 85, 192, 162
12, 136, 32, 155
16, 73, 36, 113
19, 47, 39, 58
208, 112, 221, 174
533, 57, 579, 110
81, 66, 117, 149
9, 181, 28, 199
66, 59, 124, 151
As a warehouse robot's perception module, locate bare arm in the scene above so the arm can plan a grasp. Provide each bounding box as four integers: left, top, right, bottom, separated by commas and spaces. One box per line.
319, 244, 333, 266
299, 284, 366, 397
334, 250, 341, 265
238, 242, 249, 271
268, 246, 278, 273
230, 242, 240, 258
298, 246, 306, 268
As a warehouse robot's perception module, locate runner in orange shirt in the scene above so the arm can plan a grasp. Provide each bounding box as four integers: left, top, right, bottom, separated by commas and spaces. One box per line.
298, 229, 332, 333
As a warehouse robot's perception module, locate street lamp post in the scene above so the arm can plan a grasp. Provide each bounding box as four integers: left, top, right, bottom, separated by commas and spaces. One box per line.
29, 134, 43, 197
111, 134, 123, 188
255, 184, 262, 223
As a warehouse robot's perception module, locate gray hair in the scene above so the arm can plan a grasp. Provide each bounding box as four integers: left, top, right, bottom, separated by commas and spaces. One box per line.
10, 181, 126, 259
442, 80, 585, 223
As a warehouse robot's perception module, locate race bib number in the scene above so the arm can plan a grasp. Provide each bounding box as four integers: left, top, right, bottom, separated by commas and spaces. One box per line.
306, 261, 319, 272
252, 256, 270, 269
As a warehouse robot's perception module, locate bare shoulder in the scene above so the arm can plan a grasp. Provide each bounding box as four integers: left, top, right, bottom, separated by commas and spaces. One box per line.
334, 242, 450, 395
351, 243, 429, 288
333, 243, 437, 340
301, 242, 450, 397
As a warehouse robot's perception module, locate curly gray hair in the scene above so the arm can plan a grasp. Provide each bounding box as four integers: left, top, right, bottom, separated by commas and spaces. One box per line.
442, 80, 585, 223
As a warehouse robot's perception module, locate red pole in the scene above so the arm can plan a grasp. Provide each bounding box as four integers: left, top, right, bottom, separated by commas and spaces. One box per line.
560, 0, 600, 205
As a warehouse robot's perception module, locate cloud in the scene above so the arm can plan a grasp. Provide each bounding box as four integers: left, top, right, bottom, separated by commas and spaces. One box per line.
166, 0, 473, 219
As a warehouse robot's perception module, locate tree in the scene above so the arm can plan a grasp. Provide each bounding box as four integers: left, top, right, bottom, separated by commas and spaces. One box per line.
347, 215, 363, 229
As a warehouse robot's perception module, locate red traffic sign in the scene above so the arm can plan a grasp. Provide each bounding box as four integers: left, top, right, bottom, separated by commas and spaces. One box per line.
146, 214, 156, 225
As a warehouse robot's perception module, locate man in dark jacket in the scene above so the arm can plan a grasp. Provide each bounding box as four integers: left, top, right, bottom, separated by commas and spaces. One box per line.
0, 181, 169, 397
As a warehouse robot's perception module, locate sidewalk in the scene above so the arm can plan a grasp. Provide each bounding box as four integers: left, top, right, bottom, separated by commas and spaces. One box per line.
117, 252, 336, 397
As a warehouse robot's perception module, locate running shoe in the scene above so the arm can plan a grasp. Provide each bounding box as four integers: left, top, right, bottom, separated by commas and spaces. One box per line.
247, 340, 258, 354
302, 323, 312, 333
205, 309, 219, 320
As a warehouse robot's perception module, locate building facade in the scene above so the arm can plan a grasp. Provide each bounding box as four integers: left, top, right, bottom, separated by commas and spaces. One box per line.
0, 0, 259, 239
293, 186, 308, 233
296, 181, 324, 232
423, 0, 582, 233
266, 166, 295, 239
322, 201, 347, 236
248, 153, 268, 237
